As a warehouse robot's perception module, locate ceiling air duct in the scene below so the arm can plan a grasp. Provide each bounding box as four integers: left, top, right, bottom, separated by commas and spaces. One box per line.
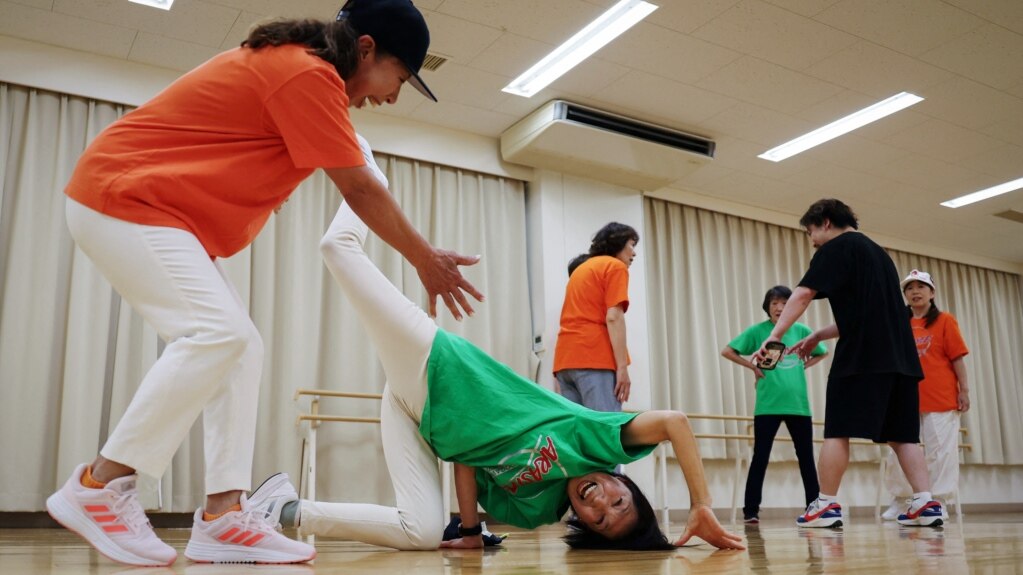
500, 100, 714, 190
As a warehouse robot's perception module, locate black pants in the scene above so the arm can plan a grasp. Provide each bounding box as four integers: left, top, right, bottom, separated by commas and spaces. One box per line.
743, 414, 819, 518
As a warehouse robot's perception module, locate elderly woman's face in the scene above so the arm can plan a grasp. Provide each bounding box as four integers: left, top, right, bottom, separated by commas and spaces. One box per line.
615, 240, 637, 268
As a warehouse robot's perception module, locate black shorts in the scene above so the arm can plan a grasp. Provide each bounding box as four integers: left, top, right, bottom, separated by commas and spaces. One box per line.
824, 373, 920, 443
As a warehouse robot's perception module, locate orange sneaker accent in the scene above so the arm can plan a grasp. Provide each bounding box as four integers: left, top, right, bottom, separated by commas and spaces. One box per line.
203, 504, 242, 522
81, 466, 107, 489
242, 533, 265, 546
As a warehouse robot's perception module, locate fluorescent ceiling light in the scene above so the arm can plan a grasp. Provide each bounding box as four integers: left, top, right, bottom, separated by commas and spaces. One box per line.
128, 0, 174, 9
758, 92, 924, 162
502, 0, 657, 98
941, 176, 1023, 208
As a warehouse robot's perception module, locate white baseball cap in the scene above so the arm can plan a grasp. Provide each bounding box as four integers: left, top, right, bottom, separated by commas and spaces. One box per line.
901, 269, 935, 291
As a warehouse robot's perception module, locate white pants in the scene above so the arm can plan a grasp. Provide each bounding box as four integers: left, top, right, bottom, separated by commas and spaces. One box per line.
65, 198, 263, 494
299, 202, 445, 550
884, 410, 961, 499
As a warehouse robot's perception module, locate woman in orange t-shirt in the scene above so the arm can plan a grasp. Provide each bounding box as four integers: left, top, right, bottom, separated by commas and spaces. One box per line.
48, 1, 482, 567
881, 269, 970, 520
553, 223, 639, 412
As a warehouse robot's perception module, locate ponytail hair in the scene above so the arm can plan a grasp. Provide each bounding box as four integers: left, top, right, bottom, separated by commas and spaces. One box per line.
906, 299, 941, 328
923, 300, 941, 328
567, 253, 590, 277
243, 19, 361, 80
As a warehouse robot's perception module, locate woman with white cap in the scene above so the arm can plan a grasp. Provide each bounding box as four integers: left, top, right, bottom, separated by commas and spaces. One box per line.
880, 269, 970, 520
47, 0, 480, 566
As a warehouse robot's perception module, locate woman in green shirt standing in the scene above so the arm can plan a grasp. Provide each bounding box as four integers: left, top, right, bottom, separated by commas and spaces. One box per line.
255, 197, 744, 552
721, 286, 828, 524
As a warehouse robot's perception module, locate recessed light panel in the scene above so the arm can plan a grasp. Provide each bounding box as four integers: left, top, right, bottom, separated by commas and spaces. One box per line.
128, 0, 174, 10
759, 92, 924, 162
503, 0, 657, 98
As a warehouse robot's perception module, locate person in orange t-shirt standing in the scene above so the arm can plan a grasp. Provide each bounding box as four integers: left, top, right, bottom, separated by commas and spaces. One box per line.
553, 223, 639, 412
881, 269, 971, 520
47, 1, 483, 567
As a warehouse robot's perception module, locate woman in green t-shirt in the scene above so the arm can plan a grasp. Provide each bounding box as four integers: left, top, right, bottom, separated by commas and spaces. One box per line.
258, 198, 744, 552
721, 285, 828, 524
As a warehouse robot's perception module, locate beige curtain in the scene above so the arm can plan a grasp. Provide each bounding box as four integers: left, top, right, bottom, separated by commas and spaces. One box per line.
0, 83, 531, 511
644, 197, 1023, 465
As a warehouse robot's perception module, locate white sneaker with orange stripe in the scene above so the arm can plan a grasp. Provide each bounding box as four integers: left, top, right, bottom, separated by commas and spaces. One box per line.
184, 493, 315, 564
46, 463, 177, 566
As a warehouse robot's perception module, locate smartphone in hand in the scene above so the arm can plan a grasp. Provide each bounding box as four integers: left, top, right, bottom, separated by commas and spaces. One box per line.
758, 341, 785, 371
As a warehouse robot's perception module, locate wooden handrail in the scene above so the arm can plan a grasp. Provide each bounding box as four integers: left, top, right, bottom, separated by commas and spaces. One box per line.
294, 389, 383, 401
686, 413, 754, 422
294, 402, 973, 452
298, 414, 380, 424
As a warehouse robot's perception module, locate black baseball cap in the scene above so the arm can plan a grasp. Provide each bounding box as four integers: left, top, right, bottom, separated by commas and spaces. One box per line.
336, 0, 437, 102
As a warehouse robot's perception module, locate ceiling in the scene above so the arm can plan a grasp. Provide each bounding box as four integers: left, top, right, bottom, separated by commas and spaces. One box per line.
2, 0, 1022, 265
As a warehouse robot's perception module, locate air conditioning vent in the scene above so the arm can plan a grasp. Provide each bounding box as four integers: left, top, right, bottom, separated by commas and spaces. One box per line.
562, 105, 715, 157
421, 53, 448, 72
500, 100, 714, 190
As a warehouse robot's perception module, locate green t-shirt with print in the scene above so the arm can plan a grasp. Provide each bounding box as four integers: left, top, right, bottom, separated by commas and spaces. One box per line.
727, 321, 827, 416
419, 329, 655, 529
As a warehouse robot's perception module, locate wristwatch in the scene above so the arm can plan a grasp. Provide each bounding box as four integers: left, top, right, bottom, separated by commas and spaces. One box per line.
458, 522, 483, 537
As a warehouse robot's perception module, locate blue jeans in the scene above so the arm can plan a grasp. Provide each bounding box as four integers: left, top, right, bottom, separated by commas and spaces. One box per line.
555, 369, 621, 412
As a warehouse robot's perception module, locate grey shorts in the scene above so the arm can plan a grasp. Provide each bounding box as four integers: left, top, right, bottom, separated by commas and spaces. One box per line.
554, 369, 621, 412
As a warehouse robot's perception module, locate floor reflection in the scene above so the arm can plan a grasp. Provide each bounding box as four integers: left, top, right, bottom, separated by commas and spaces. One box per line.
1, 513, 1021, 574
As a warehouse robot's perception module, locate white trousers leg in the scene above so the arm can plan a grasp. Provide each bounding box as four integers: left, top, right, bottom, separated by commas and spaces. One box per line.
66, 198, 263, 494
305, 202, 443, 550
884, 411, 961, 499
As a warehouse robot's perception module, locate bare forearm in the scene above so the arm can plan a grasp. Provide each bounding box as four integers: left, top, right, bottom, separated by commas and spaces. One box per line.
721, 346, 756, 370
670, 417, 712, 507
622, 412, 712, 507
770, 287, 815, 340
803, 353, 827, 368
607, 310, 629, 370
952, 357, 969, 392
813, 324, 839, 341
329, 169, 432, 266
453, 463, 481, 527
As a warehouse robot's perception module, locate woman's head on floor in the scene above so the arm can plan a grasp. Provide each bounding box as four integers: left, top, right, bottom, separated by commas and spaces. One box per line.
563, 471, 675, 550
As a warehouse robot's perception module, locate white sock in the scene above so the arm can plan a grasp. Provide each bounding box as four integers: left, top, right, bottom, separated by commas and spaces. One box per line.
912, 491, 932, 506
817, 493, 837, 505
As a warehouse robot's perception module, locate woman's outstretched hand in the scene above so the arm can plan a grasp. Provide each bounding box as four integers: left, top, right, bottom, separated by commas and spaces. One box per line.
415, 248, 484, 320
674, 505, 746, 550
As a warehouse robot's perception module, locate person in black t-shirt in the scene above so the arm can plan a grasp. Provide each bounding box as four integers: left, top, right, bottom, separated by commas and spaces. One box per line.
752, 199, 944, 529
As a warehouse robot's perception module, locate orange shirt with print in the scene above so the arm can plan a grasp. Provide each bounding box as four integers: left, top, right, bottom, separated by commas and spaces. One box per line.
553, 256, 630, 373
66, 44, 364, 258
912, 312, 970, 412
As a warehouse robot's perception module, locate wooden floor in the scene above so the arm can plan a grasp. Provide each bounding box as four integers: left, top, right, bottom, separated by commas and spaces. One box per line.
2, 513, 1022, 574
